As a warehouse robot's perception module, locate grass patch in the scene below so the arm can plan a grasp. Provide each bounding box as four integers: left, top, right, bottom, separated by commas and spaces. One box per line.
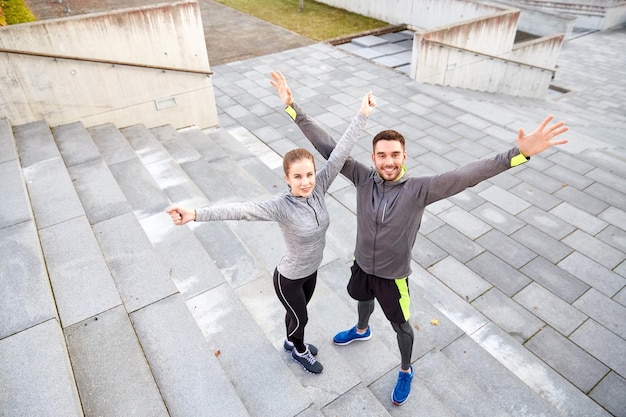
215, 0, 389, 41
1, 0, 36, 25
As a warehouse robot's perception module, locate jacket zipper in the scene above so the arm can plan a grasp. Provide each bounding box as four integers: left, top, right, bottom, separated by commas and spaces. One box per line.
306, 199, 320, 226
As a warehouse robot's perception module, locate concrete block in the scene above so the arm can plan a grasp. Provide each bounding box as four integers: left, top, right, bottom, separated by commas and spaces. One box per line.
574, 288, 626, 339
476, 229, 537, 269
584, 182, 626, 210
181, 158, 240, 205
88, 123, 137, 166
520, 257, 589, 303
599, 206, 626, 230
559, 252, 625, 297
0, 159, 31, 229
322, 384, 393, 417
428, 256, 492, 302
550, 202, 608, 235
13, 120, 60, 168
589, 372, 626, 417
38, 216, 121, 327
226, 219, 285, 274
0, 319, 82, 417
544, 164, 594, 190
414, 350, 511, 416
426, 224, 485, 263
130, 294, 250, 417
596, 225, 626, 253
548, 152, 595, 175
467, 252, 531, 296
478, 184, 531, 215
351, 35, 388, 48
438, 205, 491, 240
587, 167, 626, 195
205, 126, 254, 161
182, 123, 229, 162
554, 186, 609, 215
444, 334, 560, 416
65, 306, 169, 417
510, 181, 561, 210
525, 326, 609, 393
187, 283, 311, 417
93, 212, 178, 312
563, 229, 624, 269
52, 121, 101, 167
151, 124, 202, 164
514, 167, 565, 193
472, 322, 611, 417
513, 282, 587, 335
67, 158, 133, 225
0, 221, 57, 339
472, 288, 544, 342
470, 201, 525, 235
570, 320, 626, 379
511, 225, 573, 264
412, 233, 448, 269
122, 124, 170, 165
21, 157, 85, 229
0, 118, 17, 163
108, 157, 170, 219
142, 157, 209, 209
517, 205, 575, 240
447, 189, 487, 211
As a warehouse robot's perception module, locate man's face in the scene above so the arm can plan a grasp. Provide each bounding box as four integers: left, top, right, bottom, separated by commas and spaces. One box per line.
372, 140, 406, 181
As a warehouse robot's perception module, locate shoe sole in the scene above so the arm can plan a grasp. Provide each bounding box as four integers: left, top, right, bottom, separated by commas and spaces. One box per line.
391, 391, 410, 406
291, 355, 323, 374
333, 333, 372, 345
284, 343, 318, 356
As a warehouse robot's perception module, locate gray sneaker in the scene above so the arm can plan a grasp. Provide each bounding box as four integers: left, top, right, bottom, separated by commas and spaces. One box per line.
291, 348, 323, 374
283, 340, 318, 356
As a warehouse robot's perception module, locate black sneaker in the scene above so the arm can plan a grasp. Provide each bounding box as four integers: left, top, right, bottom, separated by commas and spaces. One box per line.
291, 348, 323, 374
283, 340, 318, 356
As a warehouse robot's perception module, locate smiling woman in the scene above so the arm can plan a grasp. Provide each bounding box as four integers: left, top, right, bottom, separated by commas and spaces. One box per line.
214, 0, 389, 40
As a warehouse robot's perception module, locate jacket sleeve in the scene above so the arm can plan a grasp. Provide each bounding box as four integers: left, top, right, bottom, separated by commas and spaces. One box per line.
423, 147, 529, 206
285, 101, 371, 184
195, 199, 283, 222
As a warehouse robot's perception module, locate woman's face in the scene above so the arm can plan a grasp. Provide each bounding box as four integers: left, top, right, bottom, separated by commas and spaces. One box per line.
285, 158, 316, 197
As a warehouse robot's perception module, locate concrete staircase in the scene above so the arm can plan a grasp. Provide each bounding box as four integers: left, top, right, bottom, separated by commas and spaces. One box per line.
0, 117, 611, 417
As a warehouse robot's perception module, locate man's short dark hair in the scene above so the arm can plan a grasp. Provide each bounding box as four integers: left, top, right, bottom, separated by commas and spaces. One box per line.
372, 130, 405, 151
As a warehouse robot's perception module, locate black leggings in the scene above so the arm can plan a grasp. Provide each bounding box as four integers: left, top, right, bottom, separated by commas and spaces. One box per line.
273, 268, 317, 353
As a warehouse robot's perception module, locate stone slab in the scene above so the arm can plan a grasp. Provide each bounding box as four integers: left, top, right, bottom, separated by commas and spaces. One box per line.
13, 120, 60, 168
0, 159, 31, 229
130, 293, 250, 417
88, 123, 136, 165
428, 256, 492, 302
151, 124, 202, 164
65, 306, 169, 417
517, 205, 576, 240
53, 121, 101, 167
589, 372, 626, 417
0, 319, 82, 417
563, 229, 624, 269
470, 201, 526, 235
141, 157, 209, 209
0, 220, 57, 339
511, 225, 573, 264
321, 384, 393, 417
93, 212, 178, 312
182, 125, 228, 162
478, 184, 531, 215
437, 205, 491, 240
181, 158, 240, 205
122, 124, 170, 165
559, 252, 625, 297
476, 229, 537, 269
570, 320, 626, 378
426, 224, 485, 263
0, 118, 17, 164
466, 252, 531, 296
520, 256, 589, 303
38, 215, 121, 327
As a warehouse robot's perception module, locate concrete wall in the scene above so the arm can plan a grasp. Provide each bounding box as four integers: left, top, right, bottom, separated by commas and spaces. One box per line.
0, 1, 217, 129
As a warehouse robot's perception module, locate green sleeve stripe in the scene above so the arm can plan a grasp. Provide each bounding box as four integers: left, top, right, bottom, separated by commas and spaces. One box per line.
285, 105, 297, 121
511, 153, 529, 167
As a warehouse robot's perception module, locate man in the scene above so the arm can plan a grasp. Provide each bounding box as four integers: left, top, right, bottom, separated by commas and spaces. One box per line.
270, 70, 568, 406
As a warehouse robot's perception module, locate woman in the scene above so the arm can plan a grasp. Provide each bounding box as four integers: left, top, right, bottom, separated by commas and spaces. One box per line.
167, 86, 375, 373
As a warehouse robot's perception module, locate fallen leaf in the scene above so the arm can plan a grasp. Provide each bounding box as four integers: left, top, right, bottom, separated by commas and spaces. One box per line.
214, 350, 221, 357
431, 318, 439, 326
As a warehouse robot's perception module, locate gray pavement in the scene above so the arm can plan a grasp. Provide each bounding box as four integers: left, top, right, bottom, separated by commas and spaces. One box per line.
10, 1, 626, 415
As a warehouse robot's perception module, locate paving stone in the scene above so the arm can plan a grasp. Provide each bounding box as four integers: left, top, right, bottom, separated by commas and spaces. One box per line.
13, 120, 60, 168
543, 164, 594, 190
88, 123, 137, 166
67, 158, 133, 225
426, 224, 485, 263
187, 283, 311, 417
525, 326, 609, 393
562, 229, 624, 269
52, 121, 100, 167
511, 225, 573, 264
513, 167, 565, 193
478, 184, 531, 215
182, 124, 229, 162
472, 322, 611, 417
38, 216, 121, 328
151, 124, 202, 164
142, 157, 209, 208
437, 204, 491, 240
509, 181, 561, 210
0, 319, 82, 417
351, 35, 389, 48
93, 212, 178, 312
0, 159, 31, 229
596, 225, 626, 253
444, 334, 560, 416
130, 293, 250, 417
599, 206, 626, 230
559, 252, 625, 297
547, 152, 595, 175
466, 252, 531, 296
469, 201, 525, 235
570, 319, 626, 378
514, 282, 587, 336
321, 384, 393, 417
65, 306, 169, 417
181, 158, 240, 205
447, 188, 487, 211
476, 229, 537, 269
584, 182, 626, 210
428, 256, 493, 302
520, 256, 589, 303
589, 372, 626, 417
573, 288, 626, 339
554, 185, 610, 216
122, 124, 170, 165
550, 202, 608, 235
587, 167, 626, 195
0, 119, 17, 164
472, 288, 544, 342
517, 205, 576, 240
412, 233, 448, 269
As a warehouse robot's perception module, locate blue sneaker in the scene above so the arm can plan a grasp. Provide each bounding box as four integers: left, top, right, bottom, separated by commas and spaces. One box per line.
283, 340, 318, 356
333, 325, 372, 345
392, 366, 413, 406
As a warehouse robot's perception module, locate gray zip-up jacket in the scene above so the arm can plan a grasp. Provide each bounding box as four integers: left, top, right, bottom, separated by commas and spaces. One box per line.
288, 101, 529, 280
195, 108, 368, 279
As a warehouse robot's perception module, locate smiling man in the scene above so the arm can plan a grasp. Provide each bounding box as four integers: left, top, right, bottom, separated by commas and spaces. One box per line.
271, 70, 569, 406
